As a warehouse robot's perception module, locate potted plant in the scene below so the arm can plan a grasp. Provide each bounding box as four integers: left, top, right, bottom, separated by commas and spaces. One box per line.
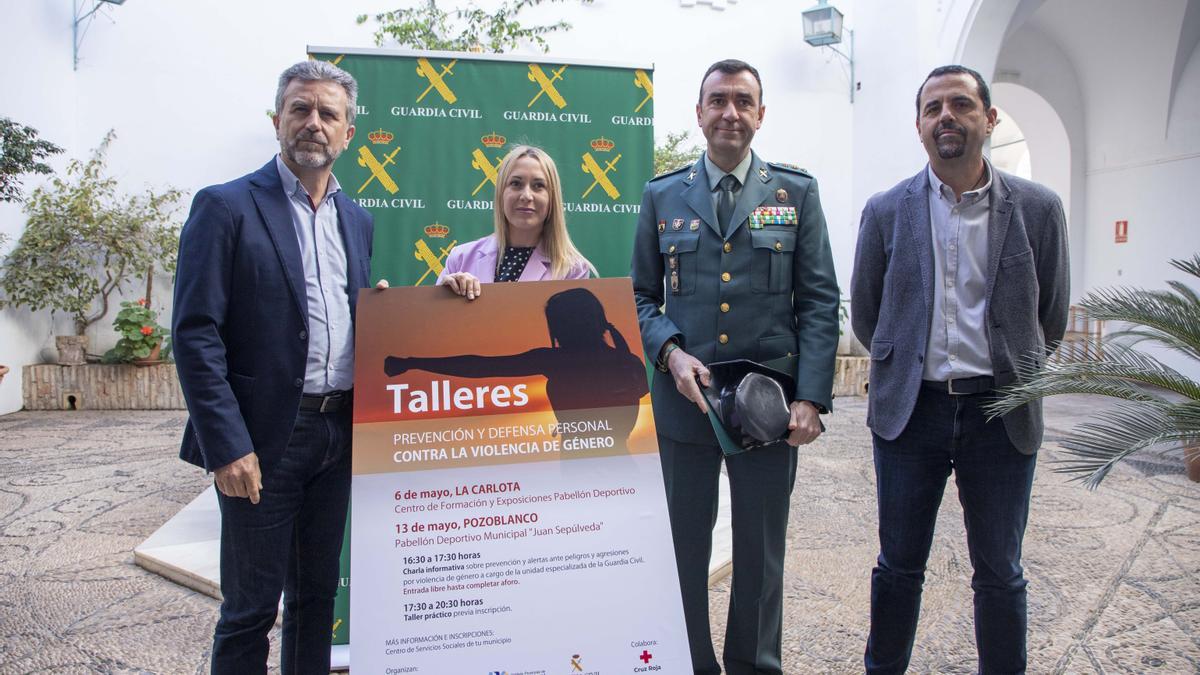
0, 130, 180, 365
103, 298, 168, 364
987, 253, 1200, 488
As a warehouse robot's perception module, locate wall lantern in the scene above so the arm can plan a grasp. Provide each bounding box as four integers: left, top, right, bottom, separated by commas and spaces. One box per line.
801, 0, 856, 102
74, 0, 127, 70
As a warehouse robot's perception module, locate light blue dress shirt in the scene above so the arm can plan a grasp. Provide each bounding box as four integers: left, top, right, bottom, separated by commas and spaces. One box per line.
923, 159, 994, 380
275, 156, 354, 393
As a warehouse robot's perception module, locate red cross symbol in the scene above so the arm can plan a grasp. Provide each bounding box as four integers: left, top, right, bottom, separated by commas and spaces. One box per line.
639, 649, 653, 664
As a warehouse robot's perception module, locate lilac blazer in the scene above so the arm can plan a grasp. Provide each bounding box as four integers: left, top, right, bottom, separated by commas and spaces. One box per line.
436, 234, 592, 283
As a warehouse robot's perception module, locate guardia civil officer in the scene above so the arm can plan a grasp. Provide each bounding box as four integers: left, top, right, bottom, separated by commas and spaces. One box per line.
631, 59, 840, 675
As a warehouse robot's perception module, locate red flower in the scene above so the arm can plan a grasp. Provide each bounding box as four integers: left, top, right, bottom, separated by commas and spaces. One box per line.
137, 298, 147, 306
140, 325, 154, 336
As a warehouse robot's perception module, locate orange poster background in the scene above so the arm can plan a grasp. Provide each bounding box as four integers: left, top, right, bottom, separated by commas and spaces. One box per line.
353, 278, 655, 451
353, 403, 658, 474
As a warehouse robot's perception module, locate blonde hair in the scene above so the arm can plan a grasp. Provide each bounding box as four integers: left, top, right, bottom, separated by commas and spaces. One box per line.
492, 145, 596, 280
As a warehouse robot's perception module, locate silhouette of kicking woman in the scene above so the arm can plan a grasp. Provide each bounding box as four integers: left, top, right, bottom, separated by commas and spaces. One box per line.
384, 288, 648, 443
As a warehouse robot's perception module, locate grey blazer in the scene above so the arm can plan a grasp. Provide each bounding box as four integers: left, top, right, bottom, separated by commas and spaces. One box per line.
850, 168, 1069, 454
632, 152, 840, 445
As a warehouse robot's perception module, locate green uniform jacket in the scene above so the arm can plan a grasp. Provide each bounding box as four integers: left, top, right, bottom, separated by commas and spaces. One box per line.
631, 152, 840, 446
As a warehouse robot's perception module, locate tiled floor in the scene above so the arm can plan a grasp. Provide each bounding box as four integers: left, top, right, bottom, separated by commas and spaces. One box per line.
1, 397, 1197, 673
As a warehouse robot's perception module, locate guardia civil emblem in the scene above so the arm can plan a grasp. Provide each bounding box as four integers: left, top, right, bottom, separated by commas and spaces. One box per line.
527, 63, 568, 109
413, 223, 457, 286
633, 69, 654, 113
580, 137, 621, 201
356, 129, 401, 195
470, 132, 507, 197
416, 57, 458, 104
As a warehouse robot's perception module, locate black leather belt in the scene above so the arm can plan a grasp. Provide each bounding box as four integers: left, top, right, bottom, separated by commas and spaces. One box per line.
921, 376, 994, 395
299, 389, 352, 413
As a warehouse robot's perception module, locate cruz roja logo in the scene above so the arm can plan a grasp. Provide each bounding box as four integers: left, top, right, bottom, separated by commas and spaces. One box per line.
471, 132, 507, 197
357, 129, 401, 195
633, 69, 654, 113
413, 223, 457, 286
416, 57, 458, 104
581, 137, 621, 201
527, 63, 568, 109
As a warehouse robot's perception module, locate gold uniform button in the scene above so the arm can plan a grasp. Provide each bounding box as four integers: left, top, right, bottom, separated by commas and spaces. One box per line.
718, 334, 729, 344
720, 302, 730, 313
721, 272, 731, 282
668, 244, 676, 253
723, 242, 732, 253
774, 241, 783, 251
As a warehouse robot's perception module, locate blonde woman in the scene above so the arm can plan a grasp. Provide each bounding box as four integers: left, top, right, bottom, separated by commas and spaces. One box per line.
437, 145, 595, 299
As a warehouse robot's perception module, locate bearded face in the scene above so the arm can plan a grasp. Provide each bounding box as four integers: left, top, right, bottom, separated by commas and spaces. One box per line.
916, 73, 996, 165
274, 79, 354, 171
282, 128, 344, 168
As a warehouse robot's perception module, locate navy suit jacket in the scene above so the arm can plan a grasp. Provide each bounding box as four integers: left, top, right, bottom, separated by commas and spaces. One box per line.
850, 168, 1069, 454
173, 159, 374, 472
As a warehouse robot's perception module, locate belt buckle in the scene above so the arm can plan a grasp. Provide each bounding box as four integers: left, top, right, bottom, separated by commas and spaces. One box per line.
947, 378, 962, 396
319, 394, 336, 413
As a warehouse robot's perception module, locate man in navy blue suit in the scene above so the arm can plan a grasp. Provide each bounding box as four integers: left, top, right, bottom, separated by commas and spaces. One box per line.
173, 60, 379, 674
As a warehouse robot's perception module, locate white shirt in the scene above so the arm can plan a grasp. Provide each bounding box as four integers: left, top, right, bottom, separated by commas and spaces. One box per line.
923, 160, 993, 380
275, 155, 354, 393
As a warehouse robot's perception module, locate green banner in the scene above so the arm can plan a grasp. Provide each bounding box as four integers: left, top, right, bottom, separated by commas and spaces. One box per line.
313, 47, 655, 284
309, 46, 654, 648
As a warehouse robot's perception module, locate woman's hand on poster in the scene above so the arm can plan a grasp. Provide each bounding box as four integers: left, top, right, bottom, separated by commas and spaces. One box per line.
442, 272, 482, 300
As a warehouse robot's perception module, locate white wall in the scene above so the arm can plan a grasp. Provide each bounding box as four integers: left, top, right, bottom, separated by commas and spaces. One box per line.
3, 0, 1195, 412
528, 0, 859, 295
1016, 0, 1199, 296
2, 0, 876, 413
0, 0, 399, 413
1, 1, 80, 412
993, 20, 1087, 296
955, 0, 1200, 381
1079, 22, 1200, 296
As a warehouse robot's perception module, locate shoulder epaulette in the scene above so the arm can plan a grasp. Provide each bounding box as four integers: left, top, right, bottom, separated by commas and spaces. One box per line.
649, 163, 693, 182
768, 162, 812, 178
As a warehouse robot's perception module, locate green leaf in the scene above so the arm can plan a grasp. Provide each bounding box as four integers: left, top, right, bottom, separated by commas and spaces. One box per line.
361, 0, 592, 53
0, 117, 64, 203
990, 252, 1200, 489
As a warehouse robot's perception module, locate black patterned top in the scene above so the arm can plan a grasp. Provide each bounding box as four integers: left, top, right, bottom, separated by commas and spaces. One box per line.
496, 246, 535, 282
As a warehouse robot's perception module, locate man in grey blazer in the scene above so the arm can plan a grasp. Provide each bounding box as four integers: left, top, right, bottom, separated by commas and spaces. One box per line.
632, 59, 840, 675
850, 65, 1069, 674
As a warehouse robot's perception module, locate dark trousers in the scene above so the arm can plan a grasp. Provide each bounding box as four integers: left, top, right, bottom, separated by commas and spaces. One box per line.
659, 436, 797, 675
865, 386, 1036, 675
210, 407, 352, 675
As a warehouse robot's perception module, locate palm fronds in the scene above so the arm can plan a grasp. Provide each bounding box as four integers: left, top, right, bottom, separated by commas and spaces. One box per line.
1053, 400, 1200, 489
989, 253, 1200, 488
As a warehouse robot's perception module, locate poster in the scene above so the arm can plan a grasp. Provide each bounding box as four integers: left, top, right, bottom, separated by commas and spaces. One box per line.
350, 279, 690, 673
309, 47, 656, 649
